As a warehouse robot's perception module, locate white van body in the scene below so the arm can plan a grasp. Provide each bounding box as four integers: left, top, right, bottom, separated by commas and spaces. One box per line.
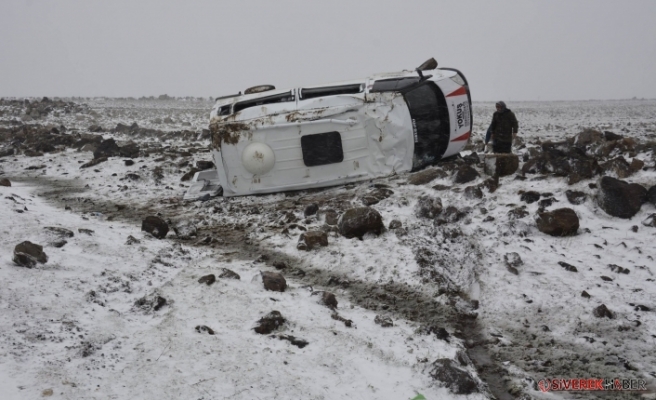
187, 60, 472, 198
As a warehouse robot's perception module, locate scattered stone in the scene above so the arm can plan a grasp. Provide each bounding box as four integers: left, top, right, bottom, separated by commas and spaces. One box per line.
600, 156, 633, 178
453, 165, 480, 184
464, 185, 483, 199
374, 315, 393, 327
415, 196, 443, 219
141, 216, 169, 239
431, 184, 451, 191
93, 138, 120, 159
483, 153, 519, 177
51, 240, 67, 248
558, 261, 578, 272
196, 160, 214, 170
600, 276, 613, 282
520, 191, 541, 204
608, 264, 630, 274
261, 271, 286, 292
42, 388, 54, 397
536, 208, 579, 236
276, 334, 309, 348
507, 206, 529, 220
272, 261, 288, 270
304, 203, 319, 216
565, 190, 587, 205
462, 152, 480, 165
596, 176, 647, 219
195, 325, 215, 335
14, 241, 48, 263
388, 219, 402, 229
331, 313, 353, 327
647, 185, 656, 206
581, 290, 591, 298
319, 291, 337, 309
80, 157, 108, 169
429, 358, 479, 394
13, 252, 37, 268
119, 142, 140, 158
44, 226, 74, 238
0, 178, 10, 187
574, 128, 604, 146
323, 210, 339, 226
631, 225, 639, 232
604, 130, 623, 141
504, 253, 523, 272
124, 159, 135, 166
198, 274, 216, 285
361, 188, 394, 205
253, 311, 286, 334
593, 304, 615, 319
180, 168, 200, 181
427, 326, 451, 342
78, 228, 94, 235
408, 168, 447, 185
172, 220, 197, 240
219, 268, 240, 280
125, 235, 140, 245
338, 207, 384, 239
299, 231, 328, 250
133, 293, 167, 312
642, 214, 656, 228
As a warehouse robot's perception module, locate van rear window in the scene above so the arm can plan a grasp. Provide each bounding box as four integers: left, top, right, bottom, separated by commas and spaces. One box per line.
370, 77, 420, 93
234, 91, 295, 113
301, 132, 344, 167
301, 84, 363, 100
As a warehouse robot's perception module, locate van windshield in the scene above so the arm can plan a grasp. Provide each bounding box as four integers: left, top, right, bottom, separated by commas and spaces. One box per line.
403, 82, 450, 170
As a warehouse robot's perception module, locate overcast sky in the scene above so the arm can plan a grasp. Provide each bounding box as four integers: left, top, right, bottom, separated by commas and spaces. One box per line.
1, 0, 655, 101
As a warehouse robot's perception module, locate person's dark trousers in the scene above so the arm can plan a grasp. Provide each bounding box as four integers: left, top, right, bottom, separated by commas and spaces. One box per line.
493, 141, 512, 154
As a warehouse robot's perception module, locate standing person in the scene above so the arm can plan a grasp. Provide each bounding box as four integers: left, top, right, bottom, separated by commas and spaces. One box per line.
488, 101, 518, 154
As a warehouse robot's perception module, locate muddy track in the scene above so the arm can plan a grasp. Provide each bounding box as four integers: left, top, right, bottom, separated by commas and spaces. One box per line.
28, 175, 514, 399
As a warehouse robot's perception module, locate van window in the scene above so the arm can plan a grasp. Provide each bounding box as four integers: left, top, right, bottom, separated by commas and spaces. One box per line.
301, 84, 363, 100
403, 82, 450, 170
300, 132, 344, 167
370, 77, 420, 93
234, 91, 295, 113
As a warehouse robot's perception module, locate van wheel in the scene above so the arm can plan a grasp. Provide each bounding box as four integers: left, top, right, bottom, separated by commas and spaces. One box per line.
244, 85, 275, 94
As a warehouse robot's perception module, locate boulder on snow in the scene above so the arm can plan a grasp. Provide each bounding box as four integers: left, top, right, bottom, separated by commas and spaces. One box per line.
198, 274, 216, 285
338, 207, 384, 239
483, 153, 519, 177
593, 304, 615, 319
298, 231, 328, 250
141, 216, 169, 239
261, 271, 287, 292
464, 185, 484, 199
93, 138, 120, 159
319, 291, 338, 309
596, 176, 647, 219
304, 203, 319, 217
119, 142, 140, 158
565, 190, 587, 205
219, 268, 240, 280
453, 165, 480, 184
536, 208, 579, 236
14, 241, 48, 264
133, 293, 167, 312
0, 178, 11, 187
253, 311, 286, 334
574, 128, 604, 146
172, 220, 197, 240
415, 196, 443, 219
642, 214, 656, 228
647, 185, 656, 206
428, 358, 479, 394
44, 226, 75, 238
520, 191, 540, 204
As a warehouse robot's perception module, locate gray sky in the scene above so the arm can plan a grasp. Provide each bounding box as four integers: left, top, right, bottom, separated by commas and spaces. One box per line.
1, 0, 655, 101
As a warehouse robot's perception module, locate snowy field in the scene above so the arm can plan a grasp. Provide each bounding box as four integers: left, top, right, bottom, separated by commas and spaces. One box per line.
1, 98, 655, 400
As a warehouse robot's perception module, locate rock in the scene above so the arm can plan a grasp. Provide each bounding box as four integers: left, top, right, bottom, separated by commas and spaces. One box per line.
172, 220, 197, 240
195, 325, 215, 335
608, 264, 630, 274
141, 216, 169, 239
124, 159, 135, 166
536, 208, 579, 236
408, 168, 447, 185
565, 190, 587, 205
119, 143, 140, 158
558, 261, 578, 272
581, 290, 591, 298
428, 358, 479, 394
219, 268, 240, 280
133, 293, 167, 312
361, 188, 394, 205
431, 184, 451, 191
300, 231, 328, 250
483, 153, 519, 177
93, 138, 120, 159
593, 304, 615, 319
125, 235, 141, 245
453, 165, 480, 184
14, 241, 47, 263
198, 274, 216, 285
464, 185, 483, 199
261, 271, 286, 292
320, 291, 338, 309
195, 160, 214, 170
304, 203, 319, 216
323, 210, 339, 226
374, 315, 393, 327
507, 207, 529, 220
181, 168, 200, 181
480, 176, 499, 193
596, 176, 647, 219
78, 228, 94, 235
51, 240, 67, 248
642, 214, 656, 228
276, 334, 309, 348
13, 252, 37, 268
462, 152, 480, 165
253, 311, 286, 334
44, 226, 74, 238
574, 128, 603, 146
600, 156, 633, 178
504, 252, 523, 268
80, 157, 108, 169
0, 178, 10, 187
415, 196, 443, 219
647, 185, 656, 206
338, 207, 384, 239
604, 131, 623, 141
0, 148, 15, 158
629, 158, 645, 174
520, 191, 540, 204
388, 219, 402, 229
88, 124, 104, 132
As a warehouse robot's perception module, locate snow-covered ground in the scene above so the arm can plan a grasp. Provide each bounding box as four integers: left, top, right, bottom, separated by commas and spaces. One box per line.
1, 98, 655, 399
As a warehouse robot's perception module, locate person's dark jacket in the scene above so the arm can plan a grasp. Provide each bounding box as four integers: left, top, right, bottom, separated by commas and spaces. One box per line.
489, 108, 518, 144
